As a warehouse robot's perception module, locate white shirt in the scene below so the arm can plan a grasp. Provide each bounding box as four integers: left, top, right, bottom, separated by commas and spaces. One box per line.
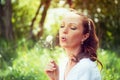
59, 58, 101, 80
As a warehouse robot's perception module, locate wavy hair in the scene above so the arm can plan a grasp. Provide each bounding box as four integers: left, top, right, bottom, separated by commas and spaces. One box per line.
70, 9, 103, 68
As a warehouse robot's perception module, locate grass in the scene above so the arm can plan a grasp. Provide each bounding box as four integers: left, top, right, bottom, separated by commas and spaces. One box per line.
0, 39, 120, 80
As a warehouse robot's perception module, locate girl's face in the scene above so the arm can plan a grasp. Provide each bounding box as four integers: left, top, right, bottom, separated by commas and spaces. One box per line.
59, 12, 85, 49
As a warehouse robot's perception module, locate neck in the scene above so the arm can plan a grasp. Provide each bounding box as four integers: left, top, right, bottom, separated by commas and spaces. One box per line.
64, 46, 81, 62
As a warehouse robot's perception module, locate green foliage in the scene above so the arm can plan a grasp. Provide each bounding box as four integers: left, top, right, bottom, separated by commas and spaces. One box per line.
0, 38, 63, 80
73, 0, 120, 53
98, 49, 120, 80
0, 0, 120, 80
8, 0, 120, 53
0, 39, 17, 70
12, 0, 40, 38
0, 38, 120, 80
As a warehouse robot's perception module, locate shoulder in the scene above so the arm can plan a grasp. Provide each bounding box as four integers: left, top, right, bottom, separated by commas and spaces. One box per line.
77, 58, 100, 75
77, 58, 101, 80
78, 58, 97, 69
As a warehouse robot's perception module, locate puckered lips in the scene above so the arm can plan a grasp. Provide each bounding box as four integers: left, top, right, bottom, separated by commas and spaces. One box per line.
60, 36, 67, 42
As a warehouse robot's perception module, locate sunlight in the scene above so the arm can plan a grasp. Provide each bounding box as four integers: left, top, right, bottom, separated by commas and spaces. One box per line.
44, 8, 69, 32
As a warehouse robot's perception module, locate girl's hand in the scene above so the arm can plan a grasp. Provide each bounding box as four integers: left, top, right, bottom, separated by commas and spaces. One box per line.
45, 60, 59, 80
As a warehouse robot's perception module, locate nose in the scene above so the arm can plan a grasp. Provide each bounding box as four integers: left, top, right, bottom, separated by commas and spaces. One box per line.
63, 27, 68, 34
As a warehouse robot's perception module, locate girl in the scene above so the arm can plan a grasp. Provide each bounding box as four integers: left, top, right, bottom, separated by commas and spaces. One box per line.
45, 9, 102, 80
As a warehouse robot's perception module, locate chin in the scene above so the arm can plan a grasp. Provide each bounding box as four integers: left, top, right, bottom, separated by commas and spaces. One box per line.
60, 44, 69, 48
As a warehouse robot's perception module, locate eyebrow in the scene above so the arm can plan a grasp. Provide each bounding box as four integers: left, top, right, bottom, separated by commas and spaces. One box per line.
61, 21, 78, 25
69, 23, 78, 25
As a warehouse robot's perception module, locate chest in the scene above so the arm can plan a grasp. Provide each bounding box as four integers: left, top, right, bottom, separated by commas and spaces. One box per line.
64, 62, 77, 80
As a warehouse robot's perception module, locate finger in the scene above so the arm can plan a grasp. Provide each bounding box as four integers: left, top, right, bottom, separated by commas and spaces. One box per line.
47, 64, 56, 70
45, 67, 56, 73
50, 60, 58, 67
45, 67, 56, 72
49, 62, 55, 67
45, 64, 56, 72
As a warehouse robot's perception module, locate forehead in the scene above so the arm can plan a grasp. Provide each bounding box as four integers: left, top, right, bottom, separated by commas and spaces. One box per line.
62, 12, 83, 25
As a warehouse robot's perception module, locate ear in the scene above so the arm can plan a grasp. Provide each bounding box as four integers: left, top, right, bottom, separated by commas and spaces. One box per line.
82, 33, 90, 42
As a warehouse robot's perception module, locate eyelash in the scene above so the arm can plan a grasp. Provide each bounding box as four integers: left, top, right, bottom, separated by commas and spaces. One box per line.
70, 27, 77, 30
60, 26, 77, 30
60, 26, 64, 28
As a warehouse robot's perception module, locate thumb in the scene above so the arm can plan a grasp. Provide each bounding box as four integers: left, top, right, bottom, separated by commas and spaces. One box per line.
51, 60, 58, 67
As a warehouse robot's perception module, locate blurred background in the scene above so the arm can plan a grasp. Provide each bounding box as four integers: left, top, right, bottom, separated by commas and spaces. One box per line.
0, 0, 120, 80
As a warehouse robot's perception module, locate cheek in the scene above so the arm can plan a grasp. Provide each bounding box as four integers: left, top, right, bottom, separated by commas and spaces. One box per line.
74, 35, 82, 42
69, 32, 83, 44
59, 29, 62, 35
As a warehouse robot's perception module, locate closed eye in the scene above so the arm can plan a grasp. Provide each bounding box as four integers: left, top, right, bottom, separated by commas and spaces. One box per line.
70, 26, 77, 30
60, 26, 64, 28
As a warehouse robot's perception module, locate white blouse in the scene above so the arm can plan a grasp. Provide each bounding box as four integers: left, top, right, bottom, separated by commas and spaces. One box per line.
59, 58, 101, 80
